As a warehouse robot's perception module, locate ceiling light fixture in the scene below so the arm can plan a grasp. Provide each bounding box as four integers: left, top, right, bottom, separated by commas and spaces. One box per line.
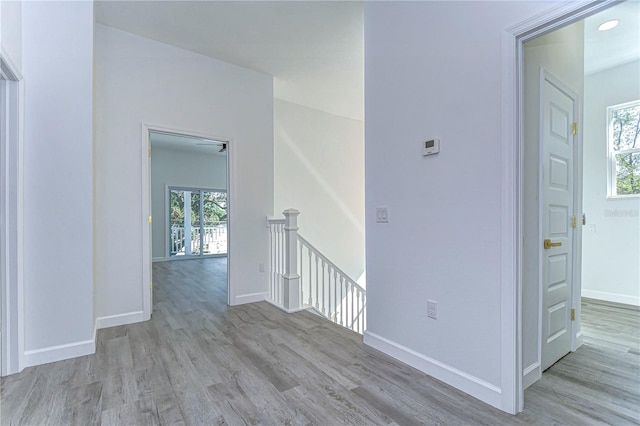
598, 19, 619, 31
196, 142, 226, 152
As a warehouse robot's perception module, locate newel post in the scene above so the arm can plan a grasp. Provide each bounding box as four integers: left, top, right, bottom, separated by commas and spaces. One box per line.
282, 208, 300, 312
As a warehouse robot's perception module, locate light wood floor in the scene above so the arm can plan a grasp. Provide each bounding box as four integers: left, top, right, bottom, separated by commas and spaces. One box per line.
1, 258, 638, 425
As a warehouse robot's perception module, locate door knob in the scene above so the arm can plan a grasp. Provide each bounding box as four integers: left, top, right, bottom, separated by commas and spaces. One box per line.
544, 239, 562, 250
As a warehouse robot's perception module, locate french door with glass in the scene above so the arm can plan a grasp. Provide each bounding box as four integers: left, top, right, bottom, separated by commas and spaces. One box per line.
169, 188, 227, 258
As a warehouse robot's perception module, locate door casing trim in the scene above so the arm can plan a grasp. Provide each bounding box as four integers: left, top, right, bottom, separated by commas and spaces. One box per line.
141, 124, 233, 317
0, 50, 24, 377
500, 0, 618, 414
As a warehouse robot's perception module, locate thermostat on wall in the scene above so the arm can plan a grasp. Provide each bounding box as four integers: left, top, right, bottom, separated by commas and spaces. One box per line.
423, 138, 440, 156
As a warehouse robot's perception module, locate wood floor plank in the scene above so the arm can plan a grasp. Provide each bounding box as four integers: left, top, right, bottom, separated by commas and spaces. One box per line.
60, 381, 103, 425
2, 257, 638, 425
100, 394, 158, 426
206, 378, 261, 425
12, 369, 68, 426
151, 391, 186, 425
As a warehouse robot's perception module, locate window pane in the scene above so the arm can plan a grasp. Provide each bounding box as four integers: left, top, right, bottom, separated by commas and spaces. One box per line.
202, 191, 227, 255
190, 191, 201, 255
616, 152, 640, 195
170, 190, 185, 256
611, 104, 640, 152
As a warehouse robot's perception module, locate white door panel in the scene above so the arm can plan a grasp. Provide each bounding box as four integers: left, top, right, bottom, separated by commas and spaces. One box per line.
541, 72, 576, 371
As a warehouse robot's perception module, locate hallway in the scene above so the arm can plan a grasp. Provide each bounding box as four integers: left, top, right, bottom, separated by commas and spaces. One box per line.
1, 258, 638, 424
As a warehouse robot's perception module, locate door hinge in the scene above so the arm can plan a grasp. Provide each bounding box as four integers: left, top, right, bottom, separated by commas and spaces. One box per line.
572, 122, 577, 135
571, 308, 575, 321
150, 281, 153, 289
148, 147, 152, 157
148, 215, 152, 224
582, 213, 586, 225
571, 215, 577, 228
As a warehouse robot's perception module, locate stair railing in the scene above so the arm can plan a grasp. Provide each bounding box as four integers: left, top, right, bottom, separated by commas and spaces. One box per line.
297, 235, 366, 334
267, 209, 366, 334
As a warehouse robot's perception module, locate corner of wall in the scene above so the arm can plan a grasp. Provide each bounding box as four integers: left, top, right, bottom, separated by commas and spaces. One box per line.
231, 292, 268, 306
522, 362, 541, 390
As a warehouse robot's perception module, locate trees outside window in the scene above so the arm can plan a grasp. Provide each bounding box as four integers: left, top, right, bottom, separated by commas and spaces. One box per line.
170, 188, 227, 256
608, 100, 640, 197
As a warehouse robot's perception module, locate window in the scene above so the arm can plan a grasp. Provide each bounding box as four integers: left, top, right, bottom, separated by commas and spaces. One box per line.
169, 188, 227, 257
608, 100, 640, 197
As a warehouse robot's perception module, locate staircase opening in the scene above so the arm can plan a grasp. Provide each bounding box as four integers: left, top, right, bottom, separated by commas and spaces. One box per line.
267, 209, 366, 334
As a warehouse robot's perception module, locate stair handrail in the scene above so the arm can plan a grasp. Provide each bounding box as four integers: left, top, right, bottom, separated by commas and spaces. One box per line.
297, 234, 365, 294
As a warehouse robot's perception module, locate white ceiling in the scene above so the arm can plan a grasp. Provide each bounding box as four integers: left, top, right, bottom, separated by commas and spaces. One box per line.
584, 1, 640, 75
94, 0, 364, 120
149, 132, 226, 155
95, 1, 636, 122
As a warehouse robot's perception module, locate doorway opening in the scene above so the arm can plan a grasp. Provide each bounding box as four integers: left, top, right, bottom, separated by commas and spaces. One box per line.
143, 127, 231, 318
509, 0, 639, 413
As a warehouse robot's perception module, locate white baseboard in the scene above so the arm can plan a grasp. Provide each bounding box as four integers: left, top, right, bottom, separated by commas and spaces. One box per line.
232, 291, 268, 305
522, 362, 541, 390
573, 330, 584, 352
263, 298, 309, 314
96, 311, 145, 330
284, 306, 309, 314
23, 310, 145, 368
152, 257, 167, 263
582, 289, 639, 307
24, 338, 95, 368
364, 331, 502, 410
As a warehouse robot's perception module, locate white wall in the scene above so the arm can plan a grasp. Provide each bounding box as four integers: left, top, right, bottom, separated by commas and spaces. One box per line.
94, 24, 273, 322
582, 60, 640, 306
21, 1, 94, 365
274, 99, 364, 280
521, 21, 584, 388
150, 146, 227, 260
364, 0, 565, 412
0, 0, 22, 72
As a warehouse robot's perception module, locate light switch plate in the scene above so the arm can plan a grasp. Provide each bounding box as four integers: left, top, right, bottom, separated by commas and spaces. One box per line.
427, 300, 438, 319
376, 207, 389, 223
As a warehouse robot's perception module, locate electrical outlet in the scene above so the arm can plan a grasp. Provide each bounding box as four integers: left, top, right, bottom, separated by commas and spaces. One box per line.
259, 263, 265, 273
427, 300, 438, 319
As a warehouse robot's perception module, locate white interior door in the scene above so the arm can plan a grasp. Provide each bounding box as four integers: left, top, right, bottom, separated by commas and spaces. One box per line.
540, 71, 577, 371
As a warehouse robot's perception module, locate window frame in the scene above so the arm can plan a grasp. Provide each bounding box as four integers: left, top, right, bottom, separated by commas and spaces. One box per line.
607, 99, 640, 199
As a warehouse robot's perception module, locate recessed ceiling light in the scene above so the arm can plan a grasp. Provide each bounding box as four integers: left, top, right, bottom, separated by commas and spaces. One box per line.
598, 19, 620, 31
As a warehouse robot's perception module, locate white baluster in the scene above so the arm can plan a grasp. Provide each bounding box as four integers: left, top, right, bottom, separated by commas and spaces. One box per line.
307, 248, 312, 306
315, 256, 320, 309
328, 266, 332, 320
340, 276, 344, 326
299, 241, 304, 306
356, 290, 360, 333
350, 285, 355, 331
334, 269, 338, 322
275, 224, 278, 302
321, 260, 326, 314
279, 223, 283, 304
270, 224, 274, 301
362, 291, 366, 332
